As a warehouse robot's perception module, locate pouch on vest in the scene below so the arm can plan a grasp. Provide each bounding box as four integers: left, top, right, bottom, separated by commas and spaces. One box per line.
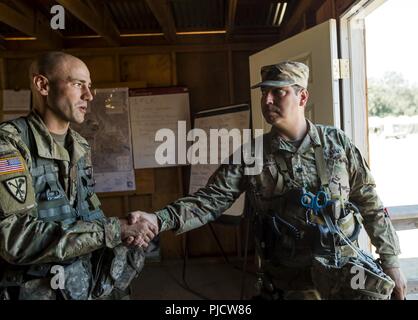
90, 246, 145, 299
60, 258, 92, 300
18, 278, 56, 300
311, 253, 395, 300
0, 265, 56, 300
312, 199, 361, 256
310, 198, 394, 300
254, 213, 279, 261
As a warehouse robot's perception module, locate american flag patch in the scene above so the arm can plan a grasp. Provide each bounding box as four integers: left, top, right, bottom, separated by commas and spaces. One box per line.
0, 155, 25, 175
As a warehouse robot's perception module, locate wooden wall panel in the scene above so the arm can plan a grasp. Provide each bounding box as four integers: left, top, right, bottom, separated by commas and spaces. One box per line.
151, 168, 184, 259
177, 52, 230, 114
152, 168, 184, 212
5, 58, 32, 89
316, 0, 357, 25
316, 0, 336, 25
99, 196, 125, 217
232, 51, 253, 105
78, 55, 117, 83
153, 167, 182, 195
135, 168, 155, 195
120, 54, 172, 86
129, 194, 153, 213
0, 58, 5, 90
0, 58, 4, 115
188, 223, 239, 257
160, 232, 185, 259
335, 0, 357, 16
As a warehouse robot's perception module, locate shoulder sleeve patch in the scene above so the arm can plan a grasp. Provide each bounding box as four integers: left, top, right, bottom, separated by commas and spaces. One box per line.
0, 155, 25, 175
4, 176, 28, 203
0, 153, 35, 217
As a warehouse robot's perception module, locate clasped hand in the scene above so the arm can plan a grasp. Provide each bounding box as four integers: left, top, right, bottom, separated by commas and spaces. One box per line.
120, 211, 159, 248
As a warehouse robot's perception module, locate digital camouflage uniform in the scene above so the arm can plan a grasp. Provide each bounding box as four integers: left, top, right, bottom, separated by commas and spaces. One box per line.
0, 111, 143, 300
154, 62, 401, 300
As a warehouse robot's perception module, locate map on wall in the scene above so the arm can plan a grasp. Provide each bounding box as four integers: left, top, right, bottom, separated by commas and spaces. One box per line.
72, 87, 136, 193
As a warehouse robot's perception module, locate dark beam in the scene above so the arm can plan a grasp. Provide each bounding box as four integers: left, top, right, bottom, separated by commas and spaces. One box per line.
0, 0, 62, 48
0, 2, 34, 35
279, 0, 327, 40
226, 0, 238, 38
9, 0, 35, 18
304, 9, 317, 29
145, 0, 177, 42
86, 0, 121, 45
56, 0, 120, 46
0, 35, 6, 50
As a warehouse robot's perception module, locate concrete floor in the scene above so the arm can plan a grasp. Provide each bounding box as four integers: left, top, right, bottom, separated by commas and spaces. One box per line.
131, 257, 257, 300
130, 257, 418, 300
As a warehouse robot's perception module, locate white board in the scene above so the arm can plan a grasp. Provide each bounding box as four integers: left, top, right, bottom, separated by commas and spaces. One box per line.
189, 104, 250, 216
129, 87, 190, 169
2, 90, 31, 111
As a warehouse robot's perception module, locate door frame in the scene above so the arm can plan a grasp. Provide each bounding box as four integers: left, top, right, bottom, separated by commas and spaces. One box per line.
339, 0, 418, 227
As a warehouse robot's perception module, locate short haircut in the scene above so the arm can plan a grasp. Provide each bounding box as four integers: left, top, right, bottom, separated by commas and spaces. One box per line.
29, 52, 78, 112
28, 51, 76, 85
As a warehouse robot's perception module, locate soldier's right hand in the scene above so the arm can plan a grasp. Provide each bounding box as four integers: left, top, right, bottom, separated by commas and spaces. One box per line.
119, 212, 158, 248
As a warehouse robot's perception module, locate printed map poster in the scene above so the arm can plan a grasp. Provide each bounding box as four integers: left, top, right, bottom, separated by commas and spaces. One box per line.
72, 88, 135, 193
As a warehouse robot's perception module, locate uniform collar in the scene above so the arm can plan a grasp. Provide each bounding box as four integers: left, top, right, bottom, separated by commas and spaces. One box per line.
27, 111, 89, 164
268, 119, 322, 154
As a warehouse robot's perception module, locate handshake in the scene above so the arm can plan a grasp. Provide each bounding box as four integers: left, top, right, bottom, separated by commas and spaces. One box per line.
119, 211, 159, 248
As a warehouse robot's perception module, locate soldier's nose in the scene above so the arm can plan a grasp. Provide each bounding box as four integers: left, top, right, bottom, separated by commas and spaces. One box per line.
266, 91, 275, 104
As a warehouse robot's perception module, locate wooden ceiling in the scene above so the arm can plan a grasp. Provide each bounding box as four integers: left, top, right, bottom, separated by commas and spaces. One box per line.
0, 0, 327, 49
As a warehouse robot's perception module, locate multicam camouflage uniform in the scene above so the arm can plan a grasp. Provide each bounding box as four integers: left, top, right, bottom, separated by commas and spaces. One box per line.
156, 117, 400, 299
0, 112, 143, 300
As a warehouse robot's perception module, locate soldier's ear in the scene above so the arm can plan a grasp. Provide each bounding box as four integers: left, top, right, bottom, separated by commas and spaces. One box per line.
33, 74, 49, 96
299, 89, 309, 107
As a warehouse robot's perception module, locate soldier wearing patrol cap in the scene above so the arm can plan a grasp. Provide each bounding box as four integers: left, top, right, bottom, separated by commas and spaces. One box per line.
130, 60, 407, 300
0, 51, 157, 299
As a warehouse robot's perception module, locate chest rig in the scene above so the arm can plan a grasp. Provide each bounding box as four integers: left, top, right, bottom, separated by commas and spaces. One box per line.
249, 127, 362, 266
11, 117, 104, 225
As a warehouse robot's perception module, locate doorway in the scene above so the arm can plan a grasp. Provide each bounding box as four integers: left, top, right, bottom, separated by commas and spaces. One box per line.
341, 0, 418, 298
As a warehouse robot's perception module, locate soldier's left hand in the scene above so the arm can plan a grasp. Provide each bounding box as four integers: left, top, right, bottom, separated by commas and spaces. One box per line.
124, 211, 159, 248
384, 267, 407, 300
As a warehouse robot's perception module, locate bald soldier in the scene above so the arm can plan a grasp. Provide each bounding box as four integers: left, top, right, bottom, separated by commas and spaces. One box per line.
129, 61, 407, 300
0, 52, 157, 300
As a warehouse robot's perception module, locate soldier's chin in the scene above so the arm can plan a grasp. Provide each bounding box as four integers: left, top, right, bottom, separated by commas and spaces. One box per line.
73, 114, 85, 124
264, 113, 280, 124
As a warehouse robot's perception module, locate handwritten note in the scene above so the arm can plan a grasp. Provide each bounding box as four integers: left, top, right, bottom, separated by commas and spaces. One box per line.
129, 88, 190, 168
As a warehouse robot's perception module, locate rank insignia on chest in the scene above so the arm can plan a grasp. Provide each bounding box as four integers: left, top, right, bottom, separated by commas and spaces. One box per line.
4, 176, 27, 203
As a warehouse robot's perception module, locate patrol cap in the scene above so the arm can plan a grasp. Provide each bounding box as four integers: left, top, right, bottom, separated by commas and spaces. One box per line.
251, 60, 309, 89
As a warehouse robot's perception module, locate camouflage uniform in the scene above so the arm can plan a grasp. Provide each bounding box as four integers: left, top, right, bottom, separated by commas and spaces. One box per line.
155, 62, 401, 300
0, 112, 141, 299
